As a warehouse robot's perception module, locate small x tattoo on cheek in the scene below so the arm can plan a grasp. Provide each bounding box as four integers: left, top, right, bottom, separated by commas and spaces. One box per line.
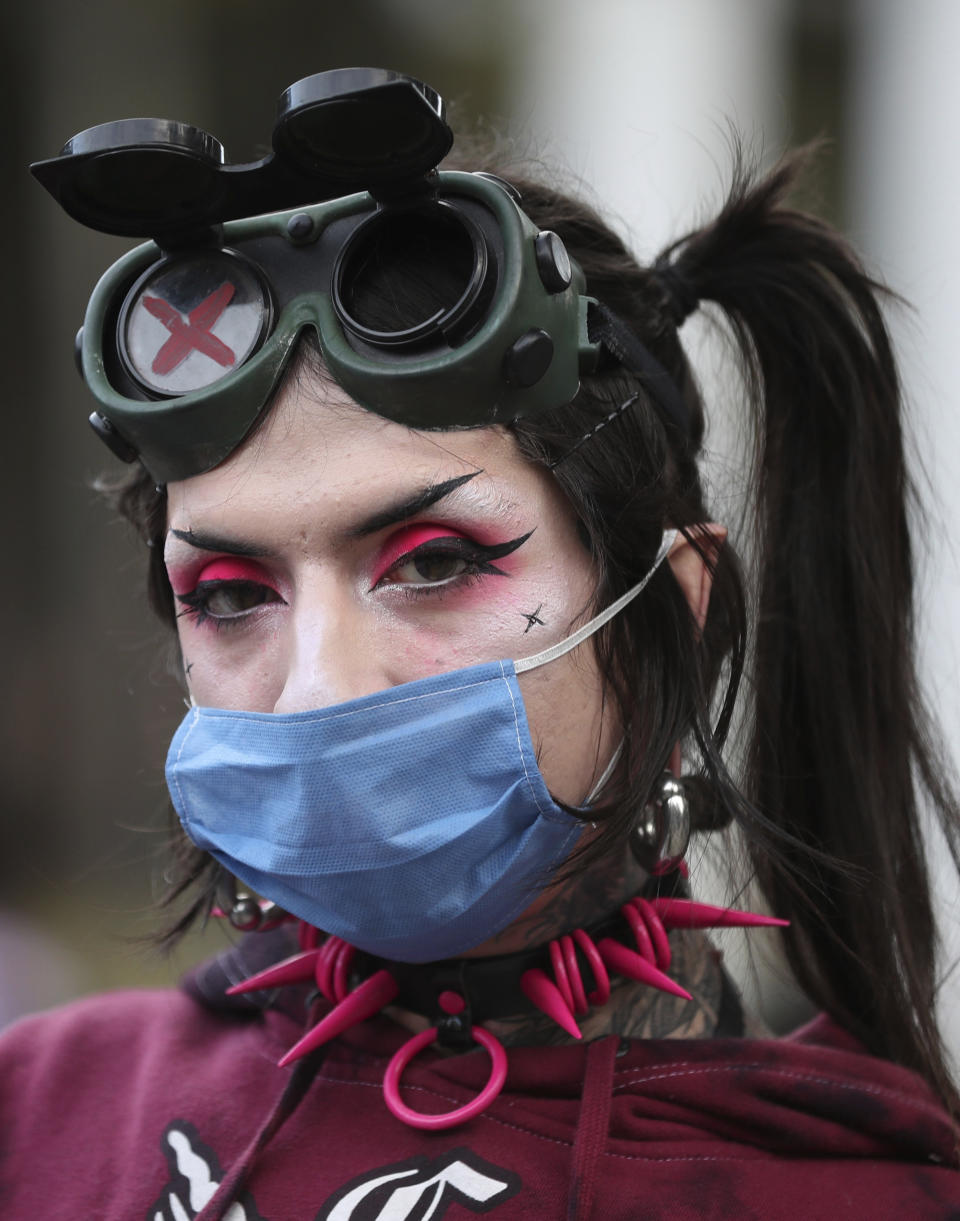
522, 604, 546, 633
184, 660, 195, 677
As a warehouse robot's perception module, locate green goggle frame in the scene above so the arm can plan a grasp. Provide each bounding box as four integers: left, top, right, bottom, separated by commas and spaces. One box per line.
76, 169, 601, 483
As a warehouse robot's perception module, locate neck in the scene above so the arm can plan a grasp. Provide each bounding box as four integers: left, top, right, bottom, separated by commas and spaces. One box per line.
463, 837, 651, 959
484, 928, 727, 1046
362, 845, 738, 1044
369, 882, 744, 1047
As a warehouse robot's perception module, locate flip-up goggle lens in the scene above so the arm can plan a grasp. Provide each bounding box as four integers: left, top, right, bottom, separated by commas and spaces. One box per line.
119, 251, 272, 396
333, 203, 492, 349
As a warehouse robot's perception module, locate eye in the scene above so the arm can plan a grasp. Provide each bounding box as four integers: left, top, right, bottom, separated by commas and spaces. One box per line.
371, 524, 469, 589
372, 525, 534, 595
387, 547, 472, 587
196, 580, 279, 617
175, 556, 284, 627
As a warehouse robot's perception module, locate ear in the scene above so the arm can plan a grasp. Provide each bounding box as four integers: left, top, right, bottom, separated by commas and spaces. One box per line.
667, 524, 727, 632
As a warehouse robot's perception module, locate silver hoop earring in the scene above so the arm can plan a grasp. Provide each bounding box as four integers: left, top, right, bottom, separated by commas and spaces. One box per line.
217, 875, 282, 932
631, 772, 691, 875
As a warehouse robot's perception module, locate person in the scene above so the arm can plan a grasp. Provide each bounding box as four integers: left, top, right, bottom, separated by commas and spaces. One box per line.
3, 67, 959, 1219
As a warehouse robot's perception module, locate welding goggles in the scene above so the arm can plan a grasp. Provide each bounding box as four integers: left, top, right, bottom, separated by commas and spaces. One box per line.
31, 68, 605, 484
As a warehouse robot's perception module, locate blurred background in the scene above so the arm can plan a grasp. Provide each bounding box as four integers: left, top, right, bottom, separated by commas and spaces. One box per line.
1, 0, 957, 1044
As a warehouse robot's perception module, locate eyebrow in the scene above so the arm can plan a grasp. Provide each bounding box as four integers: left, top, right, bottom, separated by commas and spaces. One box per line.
349, 470, 483, 537
166, 470, 485, 557
168, 528, 273, 557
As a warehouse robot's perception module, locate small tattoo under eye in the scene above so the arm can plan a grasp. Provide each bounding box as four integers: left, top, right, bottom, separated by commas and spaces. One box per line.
184, 660, 195, 676
522, 604, 546, 633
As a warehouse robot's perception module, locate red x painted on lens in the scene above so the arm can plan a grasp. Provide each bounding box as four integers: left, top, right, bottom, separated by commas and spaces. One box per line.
143, 282, 237, 375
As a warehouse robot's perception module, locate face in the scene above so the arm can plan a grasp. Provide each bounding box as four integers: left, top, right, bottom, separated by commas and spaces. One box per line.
164, 372, 619, 808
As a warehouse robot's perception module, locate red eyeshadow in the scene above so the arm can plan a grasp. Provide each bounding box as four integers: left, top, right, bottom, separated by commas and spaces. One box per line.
371, 524, 468, 586
195, 557, 278, 589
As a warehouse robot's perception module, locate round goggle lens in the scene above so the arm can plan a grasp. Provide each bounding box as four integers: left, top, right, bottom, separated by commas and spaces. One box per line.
335, 206, 484, 345
119, 251, 271, 396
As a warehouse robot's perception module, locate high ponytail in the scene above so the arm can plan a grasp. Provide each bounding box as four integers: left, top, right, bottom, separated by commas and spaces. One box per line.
658, 151, 960, 1109
486, 145, 960, 1109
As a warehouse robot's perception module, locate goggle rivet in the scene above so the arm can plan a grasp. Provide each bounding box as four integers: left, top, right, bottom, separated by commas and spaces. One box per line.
88, 411, 138, 464
286, 212, 314, 243
502, 328, 554, 389
535, 231, 573, 295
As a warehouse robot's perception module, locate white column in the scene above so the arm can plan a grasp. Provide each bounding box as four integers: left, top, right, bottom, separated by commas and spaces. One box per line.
509, 0, 789, 253
850, 0, 960, 1061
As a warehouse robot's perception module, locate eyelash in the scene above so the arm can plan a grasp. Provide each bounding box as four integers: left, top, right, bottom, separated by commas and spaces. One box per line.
174, 530, 533, 628
375, 534, 530, 600
176, 580, 279, 631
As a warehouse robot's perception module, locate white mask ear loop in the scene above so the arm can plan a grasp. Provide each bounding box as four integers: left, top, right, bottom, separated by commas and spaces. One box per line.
514, 529, 677, 674
583, 739, 624, 807
516, 528, 675, 814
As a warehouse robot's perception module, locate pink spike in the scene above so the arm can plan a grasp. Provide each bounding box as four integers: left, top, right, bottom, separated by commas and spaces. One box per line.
315, 935, 344, 1001
211, 906, 228, 918
520, 968, 582, 1040
597, 938, 692, 1001
622, 901, 655, 964
635, 898, 671, 971
649, 898, 789, 931
332, 940, 356, 1003
299, 922, 322, 951
225, 949, 322, 995
573, 928, 610, 1006
278, 969, 399, 1067
561, 936, 588, 1015
548, 939, 575, 1011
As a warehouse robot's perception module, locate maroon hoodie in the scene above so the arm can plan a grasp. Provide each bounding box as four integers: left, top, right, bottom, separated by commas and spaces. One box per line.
1, 947, 958, 1221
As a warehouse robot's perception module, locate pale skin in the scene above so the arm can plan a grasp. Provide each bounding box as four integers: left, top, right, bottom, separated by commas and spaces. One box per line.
166, 372, 734, 1043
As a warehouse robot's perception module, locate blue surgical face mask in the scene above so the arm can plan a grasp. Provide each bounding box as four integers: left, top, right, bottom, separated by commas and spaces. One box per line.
166, 531, 676, 963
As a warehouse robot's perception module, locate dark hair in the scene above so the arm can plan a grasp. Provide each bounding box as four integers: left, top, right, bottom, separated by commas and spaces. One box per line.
105, 146, 960, 1113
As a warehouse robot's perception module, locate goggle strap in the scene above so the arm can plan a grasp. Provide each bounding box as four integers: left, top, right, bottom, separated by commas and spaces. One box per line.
589, 301, 692, 437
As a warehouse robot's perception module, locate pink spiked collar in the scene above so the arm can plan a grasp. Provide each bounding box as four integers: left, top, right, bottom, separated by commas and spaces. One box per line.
219, 886, 787, 1131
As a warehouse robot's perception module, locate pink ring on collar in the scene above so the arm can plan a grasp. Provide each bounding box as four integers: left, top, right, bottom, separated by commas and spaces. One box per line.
383, 1025, 508, 1130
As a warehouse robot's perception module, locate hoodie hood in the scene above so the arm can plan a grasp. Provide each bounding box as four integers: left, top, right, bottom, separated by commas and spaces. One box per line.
174, 932, 959, 1220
